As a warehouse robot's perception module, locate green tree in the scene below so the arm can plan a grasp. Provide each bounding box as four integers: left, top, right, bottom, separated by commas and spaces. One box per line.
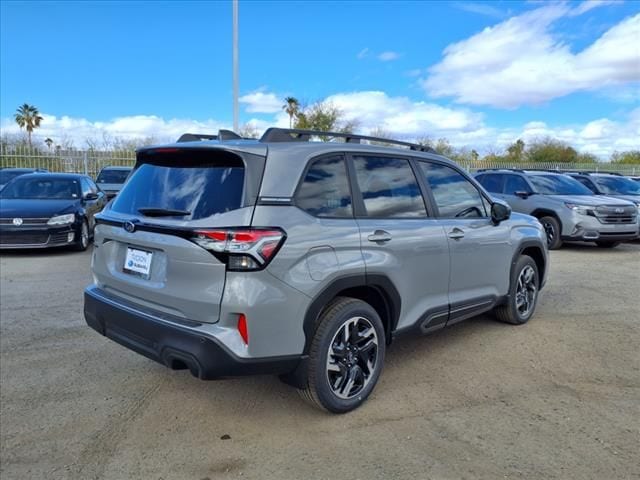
610, 150, 640, 164
526, 138, 578, 163
14, 103, 43, 148
44, 137, 53, 150
293, 101, 356, 138
282, 97, 300, 128
506, 139, 525, 162
576, 152, 598, 163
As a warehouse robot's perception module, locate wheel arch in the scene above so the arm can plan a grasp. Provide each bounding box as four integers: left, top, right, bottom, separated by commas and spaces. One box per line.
530, 208, 562, 227
512, 240, 547, 290
302, 274, 400, 354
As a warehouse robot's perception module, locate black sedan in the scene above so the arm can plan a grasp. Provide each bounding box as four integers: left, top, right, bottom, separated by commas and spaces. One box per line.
0, 173, 107, 250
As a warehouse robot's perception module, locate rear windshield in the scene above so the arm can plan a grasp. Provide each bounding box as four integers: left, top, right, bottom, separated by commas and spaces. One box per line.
97, 169, 131, 184
528, 175, 593, 195
0, 177, 80, 199
111, 150, 245, 220
0, 170, 31, 185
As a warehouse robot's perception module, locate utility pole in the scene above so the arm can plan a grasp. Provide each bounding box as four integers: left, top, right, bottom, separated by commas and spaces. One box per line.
232, 0, 239, 132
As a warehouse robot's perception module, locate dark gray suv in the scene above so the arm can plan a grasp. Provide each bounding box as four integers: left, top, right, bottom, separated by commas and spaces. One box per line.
84, 128, 548, 413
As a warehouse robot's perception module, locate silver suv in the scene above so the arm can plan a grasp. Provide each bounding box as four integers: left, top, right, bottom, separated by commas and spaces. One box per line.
475, 169, 639, 249
84, 128, 548, 413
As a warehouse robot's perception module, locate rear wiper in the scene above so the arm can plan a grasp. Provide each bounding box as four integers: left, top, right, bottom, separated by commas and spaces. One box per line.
138, 207, 191, 217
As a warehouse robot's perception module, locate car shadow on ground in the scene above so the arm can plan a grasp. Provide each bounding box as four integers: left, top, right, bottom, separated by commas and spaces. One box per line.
560, 241, 639, 252
164, 313, 502, 416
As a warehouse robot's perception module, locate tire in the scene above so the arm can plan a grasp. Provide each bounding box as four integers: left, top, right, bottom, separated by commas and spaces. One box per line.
300, 297, 385, 413
595, 241, 620, 248
73, 219, 90, 251
539, 216, 562, 250
494, 255, 540, 325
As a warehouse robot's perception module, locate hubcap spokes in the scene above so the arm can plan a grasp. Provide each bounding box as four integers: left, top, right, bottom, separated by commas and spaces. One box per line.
326, 316, 378, 400
515, 265, 537, 317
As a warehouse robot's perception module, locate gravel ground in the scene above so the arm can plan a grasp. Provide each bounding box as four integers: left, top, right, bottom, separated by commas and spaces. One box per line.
1, 242, 639, 480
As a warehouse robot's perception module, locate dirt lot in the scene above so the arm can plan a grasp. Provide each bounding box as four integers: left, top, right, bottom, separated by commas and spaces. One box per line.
1, 243, 639, 480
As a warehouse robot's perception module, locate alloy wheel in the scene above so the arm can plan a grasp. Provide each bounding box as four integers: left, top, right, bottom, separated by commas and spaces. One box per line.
326, 316, 379, 400
515, 265, 537, 317
542, 221, 555, 247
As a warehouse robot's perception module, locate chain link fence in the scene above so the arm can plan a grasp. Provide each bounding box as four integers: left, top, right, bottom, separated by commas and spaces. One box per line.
1, 145, 639, 178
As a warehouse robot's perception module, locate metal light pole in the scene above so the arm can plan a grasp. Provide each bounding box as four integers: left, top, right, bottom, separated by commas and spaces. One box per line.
232, 0, 239, 132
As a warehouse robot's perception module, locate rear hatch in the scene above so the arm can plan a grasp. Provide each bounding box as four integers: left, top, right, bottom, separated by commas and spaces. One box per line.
91, 145, 266, 324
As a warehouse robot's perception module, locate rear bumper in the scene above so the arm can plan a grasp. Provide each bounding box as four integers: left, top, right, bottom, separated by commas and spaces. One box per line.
84, 286, 303, 379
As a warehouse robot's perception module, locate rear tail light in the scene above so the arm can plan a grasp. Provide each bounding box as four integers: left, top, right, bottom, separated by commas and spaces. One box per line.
191, 228, 286, 271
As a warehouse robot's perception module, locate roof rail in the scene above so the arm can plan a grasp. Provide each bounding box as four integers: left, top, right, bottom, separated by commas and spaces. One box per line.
177, 133, 218, 143
218, 129, 243, 141
176, 129, 247, 143
475, 168, 525, 173
259, 128, 436, 153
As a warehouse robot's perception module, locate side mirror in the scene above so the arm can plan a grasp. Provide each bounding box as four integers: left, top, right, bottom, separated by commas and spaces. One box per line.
84, 192, 99, 201
491, 201, 511, 225
514, 190, 533, 199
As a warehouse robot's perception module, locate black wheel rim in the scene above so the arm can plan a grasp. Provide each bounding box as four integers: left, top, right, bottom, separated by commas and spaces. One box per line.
515, 265, 537, 317
542, 221, 555, 246
326, 316, 379, 400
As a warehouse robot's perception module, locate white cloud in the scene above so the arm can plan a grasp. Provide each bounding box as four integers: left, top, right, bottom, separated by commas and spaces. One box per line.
378, 51, 401, 62
422, 5, 640, 108
570, 0, 620, 16
453, 2, 508, 19
1, 93, 637, 158
0, 113, 227, 147
357, 48, 370, 59
325, 90, 483, 136
238, 89, 282, 113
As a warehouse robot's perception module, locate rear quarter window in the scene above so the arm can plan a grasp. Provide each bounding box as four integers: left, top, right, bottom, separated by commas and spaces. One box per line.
295, 156, 352, 217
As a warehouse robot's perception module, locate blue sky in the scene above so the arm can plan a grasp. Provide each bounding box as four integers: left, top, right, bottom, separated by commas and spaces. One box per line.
1, 0, 639, 156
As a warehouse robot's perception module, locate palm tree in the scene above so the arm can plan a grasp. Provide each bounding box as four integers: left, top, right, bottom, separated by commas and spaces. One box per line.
14, 103, 44, 148
44, 137, 53, 150
282, 97, 300, 128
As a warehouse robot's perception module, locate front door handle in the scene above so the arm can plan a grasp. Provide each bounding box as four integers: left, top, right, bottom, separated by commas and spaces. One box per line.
448, 228, 465, 240
367, 230, 392, 243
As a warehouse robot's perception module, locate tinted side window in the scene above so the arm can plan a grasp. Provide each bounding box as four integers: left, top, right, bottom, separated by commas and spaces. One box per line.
477, 173, 504, 193
353, 156, 426, 218
420, 163, 487, 218
574, 176, 597, 193
296, 156, 352, 217
504, 174, 531, 195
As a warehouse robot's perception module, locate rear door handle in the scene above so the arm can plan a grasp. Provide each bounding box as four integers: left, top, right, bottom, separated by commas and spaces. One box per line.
367, 230, 392, 243
448, 228, 465, 240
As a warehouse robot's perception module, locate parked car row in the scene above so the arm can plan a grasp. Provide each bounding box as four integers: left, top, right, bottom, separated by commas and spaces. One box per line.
0, 166, 131, 249
474, 169, 639, 249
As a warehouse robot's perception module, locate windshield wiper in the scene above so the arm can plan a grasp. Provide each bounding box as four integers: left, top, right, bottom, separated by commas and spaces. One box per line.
138, 207, 191, 217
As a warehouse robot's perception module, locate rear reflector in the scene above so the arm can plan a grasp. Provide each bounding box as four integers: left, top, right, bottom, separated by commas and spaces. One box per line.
237, 314, 249, 345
